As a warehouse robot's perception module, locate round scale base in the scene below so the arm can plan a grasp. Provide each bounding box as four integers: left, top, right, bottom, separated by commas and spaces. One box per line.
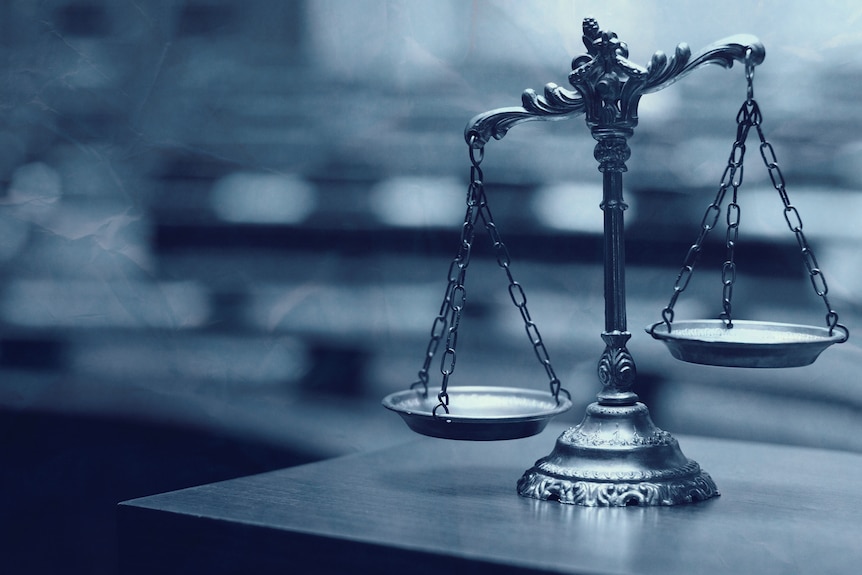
518, 402, 719, 506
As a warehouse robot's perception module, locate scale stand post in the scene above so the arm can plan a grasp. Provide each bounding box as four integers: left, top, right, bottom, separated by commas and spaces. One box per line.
467, 18, 764, 506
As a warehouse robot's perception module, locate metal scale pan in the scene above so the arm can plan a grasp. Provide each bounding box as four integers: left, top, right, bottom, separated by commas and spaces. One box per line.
381, 109, 574, 441
648, 319, 848, 368
645, 56, 849, 370
382, 386, 572, 441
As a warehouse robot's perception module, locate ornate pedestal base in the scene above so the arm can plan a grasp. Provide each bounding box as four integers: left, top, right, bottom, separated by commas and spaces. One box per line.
518, 402, 719, 506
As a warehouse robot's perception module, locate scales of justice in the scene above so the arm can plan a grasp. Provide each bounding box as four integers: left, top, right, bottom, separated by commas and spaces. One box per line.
383, 18, 849, 507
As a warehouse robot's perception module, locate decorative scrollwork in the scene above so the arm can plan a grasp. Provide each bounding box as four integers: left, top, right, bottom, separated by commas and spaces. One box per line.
522, 82, 585, 115
464, 18, 764, 146
465, 86, 585, 145
559, 425, 673, 449
643, 35, 765, 95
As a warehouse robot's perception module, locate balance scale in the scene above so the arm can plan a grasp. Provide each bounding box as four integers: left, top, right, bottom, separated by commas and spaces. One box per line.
383, 18, 849, 507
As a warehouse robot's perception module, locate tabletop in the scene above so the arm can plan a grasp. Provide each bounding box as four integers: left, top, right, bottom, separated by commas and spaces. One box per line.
118, 424, 862, 575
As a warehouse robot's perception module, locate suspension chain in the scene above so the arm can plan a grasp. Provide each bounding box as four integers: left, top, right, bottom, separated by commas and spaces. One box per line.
412, 135, 568, 416
410, 148, 481, 414
471, 137, 568, 406
746, 59, 848, 340
655, 91, 754, 331
718, 100, 753, 327
654, 49, 848, 341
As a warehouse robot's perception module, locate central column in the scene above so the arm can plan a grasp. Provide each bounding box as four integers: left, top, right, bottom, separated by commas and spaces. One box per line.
594, 132, 637, 406
516, 18, 719, 506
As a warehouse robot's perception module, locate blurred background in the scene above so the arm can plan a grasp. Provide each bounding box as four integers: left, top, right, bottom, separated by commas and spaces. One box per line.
0, 0, 861, 573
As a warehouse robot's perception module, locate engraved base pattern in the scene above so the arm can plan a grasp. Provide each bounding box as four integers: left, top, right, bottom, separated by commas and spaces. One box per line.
518, 469, 719, 507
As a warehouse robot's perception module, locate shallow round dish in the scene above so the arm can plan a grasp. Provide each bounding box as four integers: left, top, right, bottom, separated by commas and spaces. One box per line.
382, 386, 572, 441
647, 319, 846, 368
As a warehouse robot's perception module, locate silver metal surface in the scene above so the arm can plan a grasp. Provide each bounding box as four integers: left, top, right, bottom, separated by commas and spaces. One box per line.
382, 386, 572, 441
461, 18, 765, 506
518, 403, 718, 506
647, 319, 847, 368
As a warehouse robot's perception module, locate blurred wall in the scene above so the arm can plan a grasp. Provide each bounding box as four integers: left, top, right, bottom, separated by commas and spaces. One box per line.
0, 0, 860, 450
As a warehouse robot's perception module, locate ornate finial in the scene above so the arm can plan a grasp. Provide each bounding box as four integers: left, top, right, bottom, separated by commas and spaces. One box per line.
580, 18, 628, 62
582, 17, 601, 46
568, 19, 647, 144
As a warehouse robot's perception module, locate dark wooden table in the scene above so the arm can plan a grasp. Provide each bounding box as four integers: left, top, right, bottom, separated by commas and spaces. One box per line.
118, 424, 862, 574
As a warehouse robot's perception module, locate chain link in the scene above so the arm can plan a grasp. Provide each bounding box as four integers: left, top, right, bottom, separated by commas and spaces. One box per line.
412, 135, 569, 415
717, 103, 752, 327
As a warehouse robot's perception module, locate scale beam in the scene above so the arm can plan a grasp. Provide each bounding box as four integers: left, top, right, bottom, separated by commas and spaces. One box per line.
465, 20, 763, 146
463, 18, 767, 507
